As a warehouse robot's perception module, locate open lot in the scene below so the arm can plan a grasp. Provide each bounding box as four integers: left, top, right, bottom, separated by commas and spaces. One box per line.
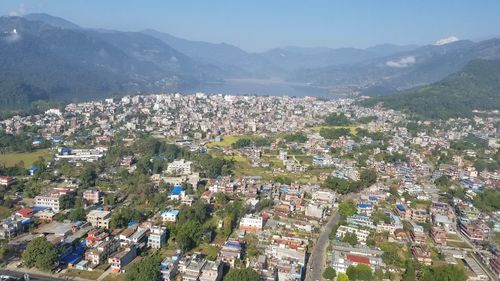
0, 149, 52, 168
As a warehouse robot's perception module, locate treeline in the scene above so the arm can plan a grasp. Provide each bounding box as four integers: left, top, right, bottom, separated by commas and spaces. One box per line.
322, 169, 378, 194
0, 130, 33, 153
231, 136, 273, 149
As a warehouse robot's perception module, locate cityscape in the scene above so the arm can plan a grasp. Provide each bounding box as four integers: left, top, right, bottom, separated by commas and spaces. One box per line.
0, 1, 499, 281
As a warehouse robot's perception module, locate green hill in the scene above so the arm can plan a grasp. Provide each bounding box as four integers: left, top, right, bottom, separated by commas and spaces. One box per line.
361, 59, 500, 119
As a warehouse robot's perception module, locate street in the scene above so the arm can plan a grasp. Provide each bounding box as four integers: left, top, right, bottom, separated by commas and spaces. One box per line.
0, 269, 71, 281
305, 211, 340, 281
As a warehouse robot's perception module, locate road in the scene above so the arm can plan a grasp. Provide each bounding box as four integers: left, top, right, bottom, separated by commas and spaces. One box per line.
0, 269, 71, 281
305, 211, 340, 281
455, 232, 498, 281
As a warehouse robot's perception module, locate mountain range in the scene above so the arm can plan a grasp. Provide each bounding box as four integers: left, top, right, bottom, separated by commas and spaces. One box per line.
1, 13, 500, 113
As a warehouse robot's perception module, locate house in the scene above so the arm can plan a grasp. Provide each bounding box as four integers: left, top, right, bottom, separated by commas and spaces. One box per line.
85, 229, 109, 248
167, 159, 192, 176
430, 226, 447, 246
83, 190, 101, 204
336, 225, 370, 244
347, 215, 376, 229
85, 239, 119, 266
34, 188, 72, 212
219, 240, 242, 266
108, 245, 137, 273
35, 209, 56, 222
86, 210, 111, 229
148, 226, 167, 249
409, 221, 426, 244
239, 215, 263, 232
412, 245, 432, 265
459, 220, 491, 242
161, 255, 181, 281
356, 203, 373, 216
0, 176, 16, 187
15, 208, 34, 219
170, 186, 185, 200
199, 260, 223, 281
162, 210, 180, 223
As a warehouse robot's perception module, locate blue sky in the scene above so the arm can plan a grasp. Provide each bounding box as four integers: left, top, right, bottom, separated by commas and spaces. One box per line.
0, 0, 499, 52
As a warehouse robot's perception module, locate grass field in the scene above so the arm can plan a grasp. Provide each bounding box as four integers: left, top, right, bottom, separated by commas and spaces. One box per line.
0, 149, 52, 168
206, 135, 243, 148
62, 269, 104, 280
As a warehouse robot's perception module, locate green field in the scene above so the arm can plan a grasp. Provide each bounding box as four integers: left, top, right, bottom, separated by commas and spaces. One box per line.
0, 149, 52, 168
206, 135, 243, 148
0, 206, 12, 219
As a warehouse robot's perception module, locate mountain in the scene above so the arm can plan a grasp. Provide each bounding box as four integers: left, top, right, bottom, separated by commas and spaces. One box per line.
0, 15, 222, 110
142, 29, 279, 78
290, 39, 500, 90
24, 13, 81, 29
361, 59, 500, 119
260, 44, 418, 71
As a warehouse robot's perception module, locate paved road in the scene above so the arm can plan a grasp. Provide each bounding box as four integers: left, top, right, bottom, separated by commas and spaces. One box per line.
455, 232, 498, 281
0, 269, 72, 281
305, 211, 340, 281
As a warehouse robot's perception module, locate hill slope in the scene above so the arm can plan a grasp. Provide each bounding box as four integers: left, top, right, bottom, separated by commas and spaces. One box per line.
361, 59, 500, 119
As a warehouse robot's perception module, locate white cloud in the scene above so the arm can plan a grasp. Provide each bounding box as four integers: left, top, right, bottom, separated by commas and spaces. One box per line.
434, 36, 459, 46
9, 4, 26, 17
385, 56, 416, 68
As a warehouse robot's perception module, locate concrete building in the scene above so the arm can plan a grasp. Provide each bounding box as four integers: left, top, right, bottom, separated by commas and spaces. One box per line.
239, 215, 263, 232
87, 210, 111, 229
148, 226, 167, 249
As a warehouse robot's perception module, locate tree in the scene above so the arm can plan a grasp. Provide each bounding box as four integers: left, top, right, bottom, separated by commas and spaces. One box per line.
338, 201, 357, 218
176, 220, 202, 251
67, 208, 86, 222
360, 169, 377, 186
338, 273, 349, 281
341, 232, 358, 246
224, 268, 260, 281
323, 266, 337, 280
421, 264, 467, 281
401, 260, 416, 281
124, 254, 162, 281
346, 264, 373, 281
22, 237, 58, 272
325, 113, 351, 126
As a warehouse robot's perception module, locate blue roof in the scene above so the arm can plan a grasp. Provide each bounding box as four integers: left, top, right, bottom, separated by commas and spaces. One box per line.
170, 186, 183, 195
357, 203, 372, 209
59, 245, 84, 265
396, 204, 406, 212
368, 196, 378, 201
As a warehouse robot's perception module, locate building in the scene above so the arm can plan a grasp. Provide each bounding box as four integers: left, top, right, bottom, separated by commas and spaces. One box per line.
0, 176, 16, 187
162, 210, 180, 223
336, 225, 370, 244
108, 245, 137, 273
199, 260, 223, 281
459, 220, 491, 242
409, 221, 426, 244
347, 215, 376, 229
87, 210, 111, 229
219, 240, 242, 266
148, 226, 167, 249
430, 226, 447, 246
34, 193, 63, 212
83, 190, 101, 204
239, 215, 263, 232
167, 159, 192, 175
170, 186, 185, 200
412, 245, 432, 265
85, 239, 119, 266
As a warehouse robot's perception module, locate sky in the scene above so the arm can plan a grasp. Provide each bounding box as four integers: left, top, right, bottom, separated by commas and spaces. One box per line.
0, 0, 499, 52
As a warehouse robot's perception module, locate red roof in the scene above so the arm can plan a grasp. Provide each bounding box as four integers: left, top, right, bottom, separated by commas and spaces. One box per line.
16, 208, 34, 218
346, 255, 370, 264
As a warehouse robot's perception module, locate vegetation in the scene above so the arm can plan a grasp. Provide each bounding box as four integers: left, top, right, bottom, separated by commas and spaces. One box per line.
323, 169, 377, 194
224, 268, 260, 281
323, 266, 337, 280
22, 237, 58, 272
283, 132, 308, 143
338, 201, 357, 218
124, 254, 162, 281
473, 188, 500, 212
362, 59, 500, 119
325, 113, 352, 126
346, 263, 373, 281
421, 264, 467, 281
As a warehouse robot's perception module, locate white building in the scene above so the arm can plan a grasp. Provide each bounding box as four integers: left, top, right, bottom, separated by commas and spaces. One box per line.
336, 225, 370, 244
239, 215, 263, 232
167, 159, 192, 175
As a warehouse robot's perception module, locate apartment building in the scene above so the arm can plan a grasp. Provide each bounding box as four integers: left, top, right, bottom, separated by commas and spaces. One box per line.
87, 210, 111, 229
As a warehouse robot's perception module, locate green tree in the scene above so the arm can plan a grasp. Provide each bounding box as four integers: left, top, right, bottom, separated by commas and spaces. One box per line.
22, 237, 58, 272
176, 220, 202, 251
338, 273, 349, 281
421, 264, 467, 281
401, 260, 416, 281
224, 268, 260, 281
341, 232, 359, 246
124, 254, 162, 281
339, 201, 357, 218
346, 264, 373, 281
323, 266, 337, 280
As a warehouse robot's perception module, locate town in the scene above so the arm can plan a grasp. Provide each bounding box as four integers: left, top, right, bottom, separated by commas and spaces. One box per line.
0, 93, 498, 281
